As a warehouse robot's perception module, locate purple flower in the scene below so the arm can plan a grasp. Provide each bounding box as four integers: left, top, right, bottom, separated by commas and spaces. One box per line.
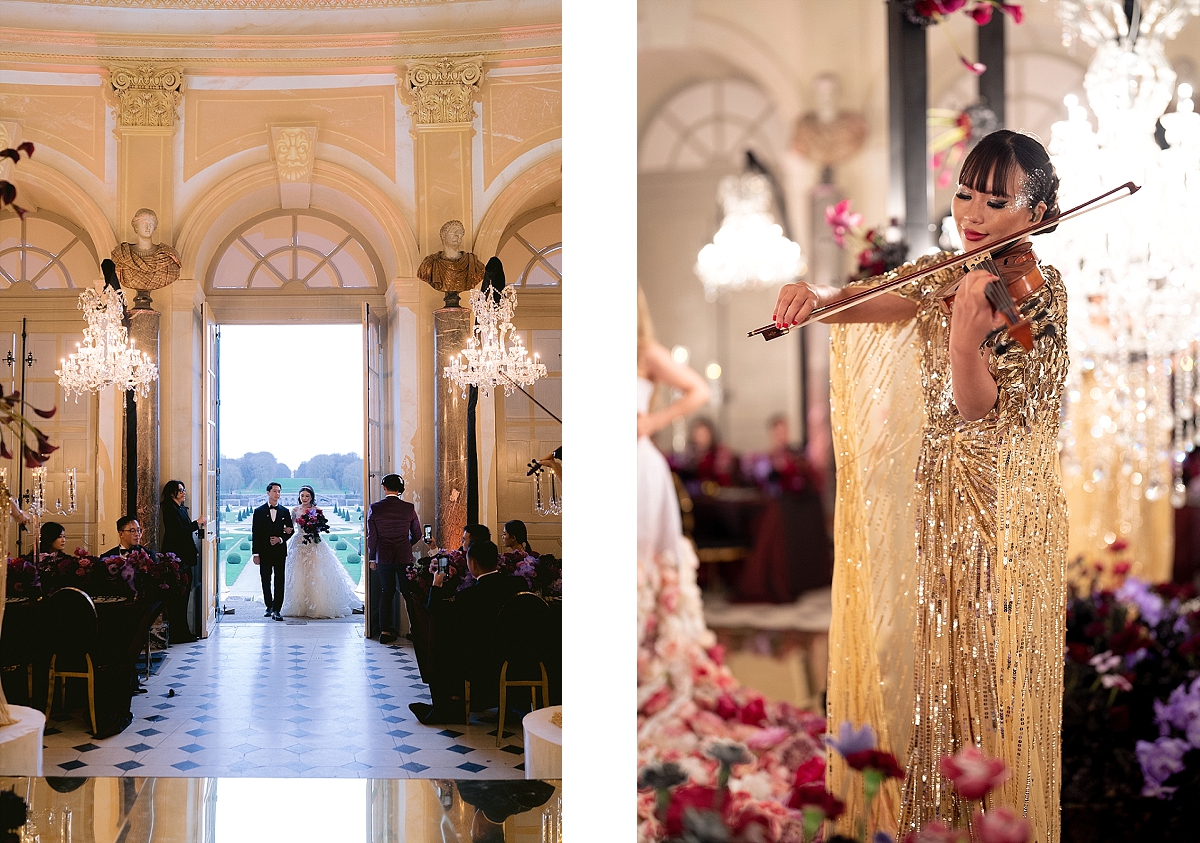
1116, 578, 1164, 626
1174, 615, 1191, 634
1123, 648, 1149, 671
824, 721, 876, 759
1155, 678, 1200, 746
1136, 737, 1191, 788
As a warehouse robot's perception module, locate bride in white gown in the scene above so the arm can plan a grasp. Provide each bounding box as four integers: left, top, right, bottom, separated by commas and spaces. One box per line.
636, 287, 715, 740
281, 485, 363, 619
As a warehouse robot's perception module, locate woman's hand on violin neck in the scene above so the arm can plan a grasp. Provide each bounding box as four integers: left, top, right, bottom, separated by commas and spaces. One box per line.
949, 269, 1005, 352
773, 282, 820, 329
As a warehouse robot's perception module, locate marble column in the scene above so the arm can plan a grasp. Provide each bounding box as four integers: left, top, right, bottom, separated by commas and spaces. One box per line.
128, 307, 161, 545
433, 307, 470, 547
402, 55, 483, 542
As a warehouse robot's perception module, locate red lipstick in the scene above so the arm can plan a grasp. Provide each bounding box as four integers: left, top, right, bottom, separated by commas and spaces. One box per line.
962, 229, 986, 242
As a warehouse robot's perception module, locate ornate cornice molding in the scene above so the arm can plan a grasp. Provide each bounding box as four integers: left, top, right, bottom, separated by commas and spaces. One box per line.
402, 55, 484, 125
107, 63, 184, 127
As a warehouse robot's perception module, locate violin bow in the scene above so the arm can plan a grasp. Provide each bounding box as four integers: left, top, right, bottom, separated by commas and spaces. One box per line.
747, 181, 1140, 341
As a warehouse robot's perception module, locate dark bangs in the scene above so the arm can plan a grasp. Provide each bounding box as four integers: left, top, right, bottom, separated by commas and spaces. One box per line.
958, 133, 1023, 197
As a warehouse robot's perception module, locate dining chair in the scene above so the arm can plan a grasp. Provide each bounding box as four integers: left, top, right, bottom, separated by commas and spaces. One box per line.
44, 586, 99, 734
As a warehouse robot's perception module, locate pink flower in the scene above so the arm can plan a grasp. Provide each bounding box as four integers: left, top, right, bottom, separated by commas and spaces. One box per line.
1101, 673, 1133, 692
746, 726, 790, 752
970, 3, 993, 24
939, 747, 1008, 799
791, 756, 825, 788
1000, 3, 1023, 24
960, 56, 987, 76
974, 806, 1030, 843
825, 200, 863, 247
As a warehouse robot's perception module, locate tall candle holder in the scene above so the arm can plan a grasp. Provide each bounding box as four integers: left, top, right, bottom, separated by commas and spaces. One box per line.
2, 465, 78, 557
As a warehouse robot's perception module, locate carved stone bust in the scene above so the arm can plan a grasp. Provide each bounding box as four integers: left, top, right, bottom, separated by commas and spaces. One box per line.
110, 208, 181, 308
418, 219, 485, 306
792, 73, 867, 168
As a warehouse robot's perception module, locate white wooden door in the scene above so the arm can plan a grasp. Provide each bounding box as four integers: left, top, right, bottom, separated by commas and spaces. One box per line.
200, 304, 220, 636
362, 302, 384, 636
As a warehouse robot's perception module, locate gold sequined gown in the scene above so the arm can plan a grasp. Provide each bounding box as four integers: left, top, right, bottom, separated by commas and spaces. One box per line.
825, 254, 1069, 843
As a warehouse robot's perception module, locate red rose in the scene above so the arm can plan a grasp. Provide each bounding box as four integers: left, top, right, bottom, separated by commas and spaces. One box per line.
788, 783, 844, 820
716, 694, 739, 721
939, 747, 1008, 800
739, 697, 767, 726
1112, 561, 1131, 575
1108, 538, 1128, 552
663, 784, 718, 838
792, 757, 825, 788
844, 749, 905, 778
975, 806, 1030, 843
1066, 642, 1092, 663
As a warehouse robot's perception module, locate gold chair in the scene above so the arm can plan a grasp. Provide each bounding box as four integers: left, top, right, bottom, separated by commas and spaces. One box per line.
463, 591, 555, 745
44, 587, 98, 735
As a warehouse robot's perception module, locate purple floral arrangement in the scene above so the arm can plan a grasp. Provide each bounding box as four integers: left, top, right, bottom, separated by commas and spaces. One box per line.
1062, 568, 1200, 837
497, 549, 562, 598
5, 556, 41, 599
296, 507, 330, 545
10, 547, 185, 602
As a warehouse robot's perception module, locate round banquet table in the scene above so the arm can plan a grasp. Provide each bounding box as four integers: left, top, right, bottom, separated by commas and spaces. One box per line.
522, 705, 562, 779
0, 704, 45, 775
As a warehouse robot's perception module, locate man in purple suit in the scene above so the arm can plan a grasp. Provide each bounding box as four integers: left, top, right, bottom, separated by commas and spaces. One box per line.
367, 473, 424, 644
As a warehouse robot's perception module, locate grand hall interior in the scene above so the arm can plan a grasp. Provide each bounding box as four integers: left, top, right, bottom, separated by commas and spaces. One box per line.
0, 0, 567, 837
635, 1, 1200, 842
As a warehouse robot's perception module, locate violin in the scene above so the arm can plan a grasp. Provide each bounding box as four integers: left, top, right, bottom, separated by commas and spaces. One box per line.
937, 240, 1045, 352
748, 182, 1140, 344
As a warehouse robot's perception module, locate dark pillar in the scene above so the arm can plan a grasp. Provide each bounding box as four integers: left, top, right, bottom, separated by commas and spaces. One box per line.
887, 2, 932, 257
128, 308, 160, 546
977, 12, 1006, 127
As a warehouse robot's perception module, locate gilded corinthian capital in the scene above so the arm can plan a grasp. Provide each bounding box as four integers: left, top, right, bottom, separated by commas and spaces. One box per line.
403, 56, 484, 125
107, 64, 185, 128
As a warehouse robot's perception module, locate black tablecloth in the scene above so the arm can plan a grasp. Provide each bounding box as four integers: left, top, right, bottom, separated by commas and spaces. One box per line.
0, 597, 166, 738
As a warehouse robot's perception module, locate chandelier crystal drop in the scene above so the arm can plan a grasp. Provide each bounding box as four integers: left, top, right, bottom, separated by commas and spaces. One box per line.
1039, 0, 1200, 514
443, 286, 547, 399
694, 172, 806, 302
55, 287, 159, 400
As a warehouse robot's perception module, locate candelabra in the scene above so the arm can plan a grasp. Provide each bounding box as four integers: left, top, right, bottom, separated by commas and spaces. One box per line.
444, 286, 547, 399
2, 465, 78, 556
55, 286, 158, 400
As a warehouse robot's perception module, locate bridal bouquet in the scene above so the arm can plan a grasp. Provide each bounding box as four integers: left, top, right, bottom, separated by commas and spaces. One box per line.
296, 507, 330, 545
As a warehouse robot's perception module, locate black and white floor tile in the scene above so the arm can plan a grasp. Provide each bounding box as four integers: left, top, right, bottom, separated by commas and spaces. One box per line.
41, 618, 527, 778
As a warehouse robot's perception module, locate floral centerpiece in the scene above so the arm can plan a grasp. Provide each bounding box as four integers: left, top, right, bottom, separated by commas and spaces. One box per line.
498, 549, 562, 598
129, 549, 186, 600
296, 507, 330, 545
1061, 560, 1200, 838
825, 200, 910, 282
406, 548, 466, 599
4, 556, 41, 600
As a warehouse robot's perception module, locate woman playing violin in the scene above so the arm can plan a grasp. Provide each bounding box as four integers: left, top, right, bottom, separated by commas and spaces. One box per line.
775, 130, 1068, 842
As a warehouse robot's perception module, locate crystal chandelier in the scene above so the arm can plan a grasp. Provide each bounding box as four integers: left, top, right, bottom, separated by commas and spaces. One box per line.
694, 170, 806, 302
443, 286, 546, 399
55, 287, 159, 400
1038, 0, 1200, 528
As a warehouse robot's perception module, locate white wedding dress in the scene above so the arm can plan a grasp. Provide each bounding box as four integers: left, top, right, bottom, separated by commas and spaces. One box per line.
280, 505, 363, 619
636, 376, 715, 741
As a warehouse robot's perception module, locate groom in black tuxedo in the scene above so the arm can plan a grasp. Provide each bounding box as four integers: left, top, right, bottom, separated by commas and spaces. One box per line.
251, 482, 293, 621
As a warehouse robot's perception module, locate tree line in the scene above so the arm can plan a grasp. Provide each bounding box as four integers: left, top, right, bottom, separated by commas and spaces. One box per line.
220, 451, 363, 493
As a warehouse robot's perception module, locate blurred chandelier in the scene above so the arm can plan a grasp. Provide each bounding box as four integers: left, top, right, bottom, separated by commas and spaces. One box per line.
694, 169, 805, 302
444, 286, 546, 399
1041, 0, 1200, 510
55, 287, 158, 400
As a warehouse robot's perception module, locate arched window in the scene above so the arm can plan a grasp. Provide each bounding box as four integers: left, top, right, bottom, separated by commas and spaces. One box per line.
639, 78, 785, 173
0, 211, 100, 290
496, 206, 561, 288
208, 211, 383, 290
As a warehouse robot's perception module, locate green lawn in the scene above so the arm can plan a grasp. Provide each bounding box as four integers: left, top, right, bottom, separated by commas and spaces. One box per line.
217, 508, 364, 588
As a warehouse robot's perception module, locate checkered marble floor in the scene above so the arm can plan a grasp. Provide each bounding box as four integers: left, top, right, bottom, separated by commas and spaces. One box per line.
41, 618, 527, 778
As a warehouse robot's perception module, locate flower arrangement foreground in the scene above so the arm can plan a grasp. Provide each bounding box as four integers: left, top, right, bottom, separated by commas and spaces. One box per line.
405, 548, 562, 599
6, 548, 187, 602
1061, 556, 1200, 838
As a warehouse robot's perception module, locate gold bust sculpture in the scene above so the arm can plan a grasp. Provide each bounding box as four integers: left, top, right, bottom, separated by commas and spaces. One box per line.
418, 220, 485, 306
110, 208, 181, 308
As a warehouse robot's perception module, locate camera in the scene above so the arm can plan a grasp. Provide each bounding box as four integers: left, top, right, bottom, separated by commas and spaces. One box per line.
423, 523, 432, 543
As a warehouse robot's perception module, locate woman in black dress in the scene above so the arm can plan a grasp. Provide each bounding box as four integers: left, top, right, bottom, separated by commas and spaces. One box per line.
160, 479, 207, 643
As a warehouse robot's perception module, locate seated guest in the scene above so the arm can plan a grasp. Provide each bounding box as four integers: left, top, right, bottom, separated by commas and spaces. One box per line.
101, 516, 157, 561
672, 417, 741, 495
409, 539, 526, 725
39, 521, 71, 561
500, 520, 534, 555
